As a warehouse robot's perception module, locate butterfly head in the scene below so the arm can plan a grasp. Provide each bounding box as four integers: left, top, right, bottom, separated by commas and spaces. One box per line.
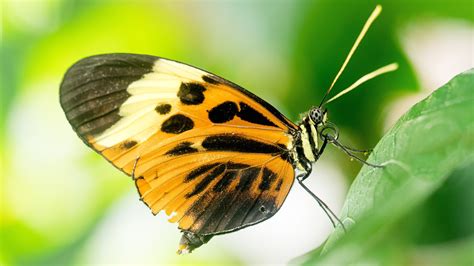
309, 107, 328, 126
308, 107, 339, 143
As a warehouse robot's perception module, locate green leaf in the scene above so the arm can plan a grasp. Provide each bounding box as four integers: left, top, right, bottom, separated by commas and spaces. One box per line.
298, 69, 474, 265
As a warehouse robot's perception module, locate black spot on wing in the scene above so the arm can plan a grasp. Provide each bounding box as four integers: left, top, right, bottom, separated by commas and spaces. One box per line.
155, 103, 171, 114
186, 164, 226, 198
208, 101, 239, 123
259, 168, 277, 191
121, 140, 137, 149
161, 114, 194, 134
185, 163, 220, 182
60, 54, 157, 138
178, 82, 206, 105
220, 193, 277, 233
243, 196, 278, 225
212, 77, 296, 130
202, 134, 282, 154
236, 102, 278, 127
207, 100, 279, 128
165, 141, 198, 156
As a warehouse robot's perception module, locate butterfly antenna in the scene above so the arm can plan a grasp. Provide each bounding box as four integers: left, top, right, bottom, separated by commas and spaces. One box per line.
319, 5, 382, 107
325, 63, 398, 104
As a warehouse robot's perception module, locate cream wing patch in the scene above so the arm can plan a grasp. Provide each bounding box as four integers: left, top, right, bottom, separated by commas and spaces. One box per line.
92, 59, 208, 148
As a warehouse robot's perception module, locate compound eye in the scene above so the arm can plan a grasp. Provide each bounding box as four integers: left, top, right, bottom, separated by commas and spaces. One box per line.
310, 109, 322, 123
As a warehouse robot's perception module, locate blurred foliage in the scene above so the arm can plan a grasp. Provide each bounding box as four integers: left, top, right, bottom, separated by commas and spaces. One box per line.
298, 70, 474, 265
1, 0, 473, 265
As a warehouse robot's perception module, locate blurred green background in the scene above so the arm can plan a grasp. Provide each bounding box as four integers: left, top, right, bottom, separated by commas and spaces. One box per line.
1, 0, 473, 265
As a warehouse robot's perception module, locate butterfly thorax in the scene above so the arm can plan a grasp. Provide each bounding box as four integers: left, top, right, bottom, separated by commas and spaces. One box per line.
292, 107, 327, 171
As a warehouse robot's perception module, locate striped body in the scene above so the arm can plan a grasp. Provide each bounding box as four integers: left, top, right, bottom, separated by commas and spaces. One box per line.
293, 117, 321, 171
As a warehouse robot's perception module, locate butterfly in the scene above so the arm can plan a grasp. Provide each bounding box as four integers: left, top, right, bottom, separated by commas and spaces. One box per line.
59, 5, 396, 254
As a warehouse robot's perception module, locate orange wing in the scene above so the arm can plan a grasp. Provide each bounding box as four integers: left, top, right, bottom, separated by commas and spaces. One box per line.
135, 149, 294, 235
60, 53, 297, 235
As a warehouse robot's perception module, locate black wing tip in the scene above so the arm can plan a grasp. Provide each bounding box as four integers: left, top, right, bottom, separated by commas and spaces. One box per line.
59, 53, 158, 96
59, 53, 159, 137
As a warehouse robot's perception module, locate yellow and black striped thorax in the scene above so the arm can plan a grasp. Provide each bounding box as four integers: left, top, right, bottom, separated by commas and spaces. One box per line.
292, 116, 322, 170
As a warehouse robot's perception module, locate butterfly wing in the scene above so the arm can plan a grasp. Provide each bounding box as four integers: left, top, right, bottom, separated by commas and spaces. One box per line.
135, 148, 295, 235
60, 53, 297, 235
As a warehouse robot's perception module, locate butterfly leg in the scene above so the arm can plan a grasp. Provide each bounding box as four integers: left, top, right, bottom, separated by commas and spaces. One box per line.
177, 231, 213, 254
340, 145, 372, 154
319, 124, 382, 168
296, 159, 312, 182
296, 137, 347, 231
314, 137, 328, 162
298, 178, 347, 232
329, 137, 383, 168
